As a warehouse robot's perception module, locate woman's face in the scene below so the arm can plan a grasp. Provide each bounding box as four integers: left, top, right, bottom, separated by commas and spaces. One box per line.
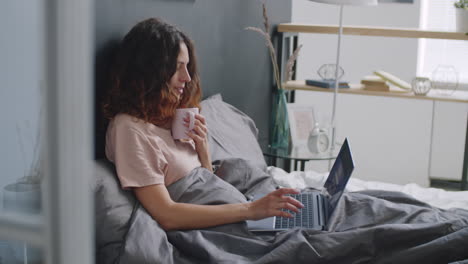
168, 42, 192, 100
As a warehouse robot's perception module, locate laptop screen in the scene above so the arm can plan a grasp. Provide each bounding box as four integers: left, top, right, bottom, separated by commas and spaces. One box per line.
323, 138, 354, 218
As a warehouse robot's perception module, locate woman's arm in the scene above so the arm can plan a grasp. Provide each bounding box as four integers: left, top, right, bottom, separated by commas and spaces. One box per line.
134, 184, 303, 231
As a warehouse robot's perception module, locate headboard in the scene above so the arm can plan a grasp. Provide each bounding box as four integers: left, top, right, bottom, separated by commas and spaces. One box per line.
94, 0, 292, 158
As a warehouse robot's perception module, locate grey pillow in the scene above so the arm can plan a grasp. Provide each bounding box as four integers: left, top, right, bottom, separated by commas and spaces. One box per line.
92, 159, 138, 264
200, 94, 266, 169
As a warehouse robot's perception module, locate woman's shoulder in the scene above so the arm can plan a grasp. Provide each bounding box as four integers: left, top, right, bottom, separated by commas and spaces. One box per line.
113, 113, 146, 130
114, 113, 143, 124
111, 113, 169, 136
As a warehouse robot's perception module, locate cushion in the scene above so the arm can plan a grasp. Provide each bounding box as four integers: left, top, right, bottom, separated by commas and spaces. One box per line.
200, 94, 267, 169
92, 159, 138, 264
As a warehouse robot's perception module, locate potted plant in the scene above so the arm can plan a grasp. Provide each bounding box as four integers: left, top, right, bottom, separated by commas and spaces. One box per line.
455, 0, 468, 33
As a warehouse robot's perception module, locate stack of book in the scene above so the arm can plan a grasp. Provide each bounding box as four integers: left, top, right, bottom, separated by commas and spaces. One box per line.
305, 79, 350, 89
360, 76, 390, 91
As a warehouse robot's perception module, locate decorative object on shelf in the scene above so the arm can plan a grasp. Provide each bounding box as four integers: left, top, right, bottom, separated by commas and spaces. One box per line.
454, 0, 468, 32
310, 64, 349, 89
305, 79, 349, 89
431, 65, 459, 96
308, 123, 330, 154
317, 63, 344, 81
246, 0, 302, 150
411, 77, 432, 96
308, 0, 378, 154
374, 70, 412, 90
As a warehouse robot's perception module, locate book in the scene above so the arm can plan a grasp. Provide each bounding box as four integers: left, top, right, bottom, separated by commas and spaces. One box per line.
362, 83, 390, 92
361, 75, 386, 86
361, 76, 390, 91
374, 70, 411, 90
305, 79, 350, 88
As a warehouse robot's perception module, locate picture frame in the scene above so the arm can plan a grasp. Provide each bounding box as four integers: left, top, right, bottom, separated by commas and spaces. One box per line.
286, 103, 316, 148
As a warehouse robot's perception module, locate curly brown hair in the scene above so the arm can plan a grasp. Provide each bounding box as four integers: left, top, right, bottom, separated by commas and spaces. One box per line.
103, 18, 201, 126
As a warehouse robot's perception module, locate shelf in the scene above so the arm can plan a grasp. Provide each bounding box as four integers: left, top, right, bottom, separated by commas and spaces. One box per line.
283, 80, 468, 103
278, 24, 468, 41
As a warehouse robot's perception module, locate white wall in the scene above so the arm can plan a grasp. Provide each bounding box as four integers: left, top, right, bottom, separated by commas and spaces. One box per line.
292, 0, 420, 84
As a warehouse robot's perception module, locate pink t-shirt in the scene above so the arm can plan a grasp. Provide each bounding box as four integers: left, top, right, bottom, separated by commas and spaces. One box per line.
105, 113, 201, 188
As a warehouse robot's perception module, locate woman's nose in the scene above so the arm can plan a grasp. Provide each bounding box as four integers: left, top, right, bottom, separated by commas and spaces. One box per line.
182, 67, 191, 82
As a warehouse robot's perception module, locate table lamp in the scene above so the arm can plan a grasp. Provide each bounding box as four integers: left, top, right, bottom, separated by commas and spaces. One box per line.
308, 0, 378, 152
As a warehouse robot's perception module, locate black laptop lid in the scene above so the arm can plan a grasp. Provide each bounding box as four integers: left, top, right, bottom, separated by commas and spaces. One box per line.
323, 138, 354, 218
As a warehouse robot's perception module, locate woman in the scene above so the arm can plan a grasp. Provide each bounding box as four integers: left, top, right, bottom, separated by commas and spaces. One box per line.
103, 18, 303, 231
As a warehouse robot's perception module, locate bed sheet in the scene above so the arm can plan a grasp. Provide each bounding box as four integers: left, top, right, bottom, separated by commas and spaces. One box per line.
269, 166, 468, 210
116, 159, 468, 264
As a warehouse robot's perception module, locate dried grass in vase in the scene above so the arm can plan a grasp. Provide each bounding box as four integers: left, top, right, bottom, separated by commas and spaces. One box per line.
245, 0, 302, 90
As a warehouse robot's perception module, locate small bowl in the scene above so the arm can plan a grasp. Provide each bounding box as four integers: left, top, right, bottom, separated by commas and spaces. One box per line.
411, 77, 431, 96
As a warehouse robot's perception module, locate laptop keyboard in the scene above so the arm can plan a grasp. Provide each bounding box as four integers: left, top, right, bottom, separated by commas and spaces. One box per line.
274, 193, 317, 229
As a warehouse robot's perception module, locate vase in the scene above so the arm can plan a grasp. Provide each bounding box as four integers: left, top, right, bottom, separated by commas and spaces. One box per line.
270, 89, 290, 150
431, 65, 458, 96
3, 182, 42, 214
456, 8, 468, 33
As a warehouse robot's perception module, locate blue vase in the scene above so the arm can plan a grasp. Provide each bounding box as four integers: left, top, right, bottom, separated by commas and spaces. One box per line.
270, 89, 290, 149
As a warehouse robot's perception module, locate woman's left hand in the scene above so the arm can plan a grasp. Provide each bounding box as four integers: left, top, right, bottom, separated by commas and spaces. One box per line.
185, 113, 212, 172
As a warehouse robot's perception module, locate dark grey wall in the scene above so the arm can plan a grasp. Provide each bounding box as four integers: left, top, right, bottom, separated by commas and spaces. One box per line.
94, 0, 292, 158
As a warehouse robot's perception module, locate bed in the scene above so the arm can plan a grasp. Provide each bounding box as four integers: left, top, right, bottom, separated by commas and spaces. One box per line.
92, 94, 468, 264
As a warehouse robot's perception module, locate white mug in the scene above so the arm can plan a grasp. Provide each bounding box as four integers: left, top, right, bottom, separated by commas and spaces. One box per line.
171, 108, 199, 140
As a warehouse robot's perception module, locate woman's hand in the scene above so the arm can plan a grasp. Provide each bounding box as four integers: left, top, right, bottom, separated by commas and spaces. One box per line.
185, 113, 212, 172
247, 188, 305, 220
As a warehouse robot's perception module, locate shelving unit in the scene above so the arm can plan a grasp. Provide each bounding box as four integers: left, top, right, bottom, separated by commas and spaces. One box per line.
278, 24, 468, 95
277, 23, 468, 190
278, 24, 468, 41
284, 80, 468, 104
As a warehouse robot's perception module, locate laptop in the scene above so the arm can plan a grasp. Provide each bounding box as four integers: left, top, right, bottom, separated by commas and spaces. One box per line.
246, 138, 354, 231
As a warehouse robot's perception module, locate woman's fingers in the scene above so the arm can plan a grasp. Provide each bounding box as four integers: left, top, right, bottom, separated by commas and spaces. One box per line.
277, 201, 300, 214
273, 188, 300, 196
270, 188, 303, 206
250, 193, 305, 220
275, 195, 303, 214
194, 119, 208, 133
186, 130, 203, 142
184, 113, 206, 125
263, 190, 305, 218
184, 116, 208, 134
187, 123, 207, 139
278, 210, 294, 218
194, 114, 206, 125
273, 189, 305, 215
185, 124, 207, 149
283, 195, 304, 209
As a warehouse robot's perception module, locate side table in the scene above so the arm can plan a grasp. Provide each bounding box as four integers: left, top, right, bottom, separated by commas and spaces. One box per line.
262, 145, 338, 172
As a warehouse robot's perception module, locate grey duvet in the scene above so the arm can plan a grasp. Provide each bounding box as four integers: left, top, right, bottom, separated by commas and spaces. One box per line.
116, 159, 468, 264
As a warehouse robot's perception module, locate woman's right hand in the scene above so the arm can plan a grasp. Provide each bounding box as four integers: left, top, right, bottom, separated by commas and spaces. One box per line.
247, 188, 305, 220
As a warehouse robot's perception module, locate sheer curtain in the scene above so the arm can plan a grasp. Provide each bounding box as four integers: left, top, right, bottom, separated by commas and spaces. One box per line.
418, 0, 468, 86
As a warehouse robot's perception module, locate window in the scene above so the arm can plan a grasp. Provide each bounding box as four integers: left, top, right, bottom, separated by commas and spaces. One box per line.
0, 0, 94, 263
418, 0, 468, 86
